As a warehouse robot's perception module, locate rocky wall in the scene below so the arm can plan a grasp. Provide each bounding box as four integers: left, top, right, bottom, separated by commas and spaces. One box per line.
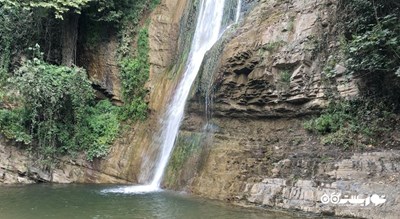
193, 0, 359, 118
171, 116, 400, 219
163, 0, 400, 218
0, 139, 129, 184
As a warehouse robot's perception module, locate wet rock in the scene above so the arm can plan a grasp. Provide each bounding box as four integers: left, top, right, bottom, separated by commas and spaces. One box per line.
194, 0, 359, 118
149, 0, 188, 77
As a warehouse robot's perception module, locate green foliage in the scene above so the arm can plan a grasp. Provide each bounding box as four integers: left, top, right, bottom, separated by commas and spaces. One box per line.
120, 58, 147, 99
280, 70, 291, 84
322, 56, 338, 78
0, 108, 32, 144
118, 97, 147, 121
0, 5, 43, 84
304, 101, 352, 134
87, 0, 159, 23
72, 100, 120, 161
119, 26, 149, 121
1, 0, 160, 22
116, 2, 153, 57
0, 0, 161, 162
0, 50, 119, 162
305, 99, 394, 149
260, 40, 286, 54
346, 15, 400, 74
340, 0, 400, 77
1, 0, 92, 19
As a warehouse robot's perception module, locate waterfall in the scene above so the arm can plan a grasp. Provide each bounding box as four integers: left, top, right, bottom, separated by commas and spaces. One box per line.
235, 0, 241, 23
103, 0, 242, 194
149, 0, 226, 189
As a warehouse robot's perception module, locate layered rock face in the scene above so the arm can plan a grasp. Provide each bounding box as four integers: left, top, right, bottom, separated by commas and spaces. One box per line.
208, 0, 358, 118
0, 140, 129, 184
163, 0, 400, 218
148, 0, 188, 78
174, 117, 400, 219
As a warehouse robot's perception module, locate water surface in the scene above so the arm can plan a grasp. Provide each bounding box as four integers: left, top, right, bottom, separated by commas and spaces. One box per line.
0, 184, 306, 219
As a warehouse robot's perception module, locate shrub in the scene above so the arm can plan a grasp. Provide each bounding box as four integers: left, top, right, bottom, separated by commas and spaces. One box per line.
304, 99, 394, 149
0, 108, 32, 144
304, 101, 352, 134
0, 50, 119, 162
74, 100, 120, 161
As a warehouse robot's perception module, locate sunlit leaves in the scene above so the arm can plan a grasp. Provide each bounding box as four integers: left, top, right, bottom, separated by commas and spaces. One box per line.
1, 0, 92, 19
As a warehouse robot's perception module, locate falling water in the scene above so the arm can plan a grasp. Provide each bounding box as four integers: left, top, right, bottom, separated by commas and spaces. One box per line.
149, 0, 226, 189
103, 0, 242, 194
235, 0, 241, 23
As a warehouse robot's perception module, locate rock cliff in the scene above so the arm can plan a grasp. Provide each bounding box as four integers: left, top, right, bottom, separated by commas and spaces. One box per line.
78, 33, 123, 104
193, 0, 359, 118
162, 0, 400, 218
0, 139, 129, 184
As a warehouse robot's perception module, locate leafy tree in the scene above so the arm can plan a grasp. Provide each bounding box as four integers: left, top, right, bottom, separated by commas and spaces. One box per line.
1, 0, 91, 66
0, 0, 158, 163
0, 0, 92, 19
1, 0, 158, 66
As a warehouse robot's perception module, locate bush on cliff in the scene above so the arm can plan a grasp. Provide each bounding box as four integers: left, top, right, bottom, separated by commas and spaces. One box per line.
340, 0, 400, 99
0, 47, 119, 164
118, 26, 150, 121
304, 99, 395, 150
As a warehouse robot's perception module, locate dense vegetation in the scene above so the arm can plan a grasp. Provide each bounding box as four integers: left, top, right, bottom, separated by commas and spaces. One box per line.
342, 1, 399, 62
0, 0, 158, 164
341, 0, 400, 98
306, 0, 400, 150
1, 47, 120, 163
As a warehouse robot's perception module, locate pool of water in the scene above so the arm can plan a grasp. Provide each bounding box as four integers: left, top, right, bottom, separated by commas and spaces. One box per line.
0, 184, 314, 219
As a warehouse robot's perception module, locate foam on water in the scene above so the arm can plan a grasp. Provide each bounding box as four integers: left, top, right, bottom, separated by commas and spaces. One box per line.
101, 185, 160, 194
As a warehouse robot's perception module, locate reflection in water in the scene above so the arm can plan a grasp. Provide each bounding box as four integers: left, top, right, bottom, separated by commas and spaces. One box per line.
0, 184, 304, 219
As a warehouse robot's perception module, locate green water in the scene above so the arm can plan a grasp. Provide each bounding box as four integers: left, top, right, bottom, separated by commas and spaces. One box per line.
0, 184, 308, 219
